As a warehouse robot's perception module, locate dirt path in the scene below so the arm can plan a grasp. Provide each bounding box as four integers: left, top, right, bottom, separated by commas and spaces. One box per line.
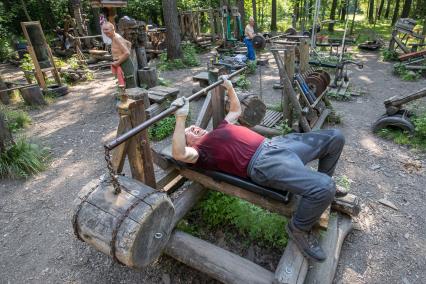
0, 51, 425, 283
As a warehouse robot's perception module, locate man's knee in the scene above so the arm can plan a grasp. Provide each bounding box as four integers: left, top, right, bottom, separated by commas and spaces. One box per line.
311, 175, 336, 202
331, 129, 345, 148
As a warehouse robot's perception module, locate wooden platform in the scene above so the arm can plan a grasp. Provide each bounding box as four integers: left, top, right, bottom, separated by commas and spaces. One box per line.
147, 86, 179, 103
260, 109, 283, 128
193, 71, 210, 87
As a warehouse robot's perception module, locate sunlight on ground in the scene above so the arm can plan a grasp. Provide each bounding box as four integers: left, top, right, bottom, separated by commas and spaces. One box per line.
358, 75, 373, 84
360, 137, 383, 155
101, 129, 117, 143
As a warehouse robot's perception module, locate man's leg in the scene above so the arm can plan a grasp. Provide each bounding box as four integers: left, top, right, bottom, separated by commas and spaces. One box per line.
244, 38, 256, 61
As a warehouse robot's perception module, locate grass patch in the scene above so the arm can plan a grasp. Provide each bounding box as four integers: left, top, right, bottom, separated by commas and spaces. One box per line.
393, 63, 421, 81
335, 175, 351, 191
0, 138, 50, 179
158, 43, 200, 71
178, 191, 288, 249
1, 107, 31, 132
382, 49, 399, 62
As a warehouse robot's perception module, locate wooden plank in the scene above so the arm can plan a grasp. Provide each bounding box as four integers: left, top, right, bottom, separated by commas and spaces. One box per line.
399, 49, 426, 61
165, 230, 275, 284
304, 214, 353, 284
299, 39, 309, 74
318, 206, 330, 229
331, 193, 361, 217
179, 168, 297, 217
312, 108, 331, 131
211, 86, 225, 128
112, 115, 132, 173
274, 240, 308, 284
195, 91, 212, 128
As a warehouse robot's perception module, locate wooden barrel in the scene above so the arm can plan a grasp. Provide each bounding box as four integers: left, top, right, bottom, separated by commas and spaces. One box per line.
72, 175, 175, 269
138, 67, 158, 89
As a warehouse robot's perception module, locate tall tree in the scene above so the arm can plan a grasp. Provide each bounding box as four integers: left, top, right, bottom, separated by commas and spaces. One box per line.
19, 0, 31, 21
251, 0, 257, 30
350, 0, 358, 35
329, 0, 339, 32
162, 0, 181, 59
377, 0, 385, 19
368, 0, 375, 23
271, 0, 277, 31
391, 0, 401, 25
384, 0, 392, 18
340, 0, 347, 22
237, 0, 246, 28
400, 0, 412, 18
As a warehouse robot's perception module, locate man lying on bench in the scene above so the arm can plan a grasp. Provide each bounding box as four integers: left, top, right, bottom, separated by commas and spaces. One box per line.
171, 76, 348, 262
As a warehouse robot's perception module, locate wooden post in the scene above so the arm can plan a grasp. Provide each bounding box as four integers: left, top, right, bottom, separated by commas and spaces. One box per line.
209, 9, 216, 41
274, 240, 308, 284
195, 92, 213, 128
128, 100, 156, 188
0, 75, 11, 105
0, 112, 13, 154
20, 85, 46, 106
112, 115, 133, 173
299, 38, 309, 74
211, 86, 225, 128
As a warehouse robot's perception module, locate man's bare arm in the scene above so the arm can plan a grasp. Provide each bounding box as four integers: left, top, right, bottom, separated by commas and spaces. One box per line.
222, 77, 241, 124
171, 98, 199, 163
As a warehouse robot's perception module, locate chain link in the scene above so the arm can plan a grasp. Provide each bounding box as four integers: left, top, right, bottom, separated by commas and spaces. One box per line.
104, 146, 122, 195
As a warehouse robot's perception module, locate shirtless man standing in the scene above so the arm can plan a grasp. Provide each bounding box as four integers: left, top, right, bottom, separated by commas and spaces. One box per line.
244, 17, 256, 61
102, 22, 136, 88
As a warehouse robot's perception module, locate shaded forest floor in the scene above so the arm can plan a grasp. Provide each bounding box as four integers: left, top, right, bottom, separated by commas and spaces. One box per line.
0, 49, 425, 283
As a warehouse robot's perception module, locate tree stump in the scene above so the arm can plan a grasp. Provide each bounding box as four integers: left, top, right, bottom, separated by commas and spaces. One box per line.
0, 112, 13, 154
72, 175, 175, 269
20, 85, 47, 106
138, 67, 158, 88
0, 76, 11, 105
226, 94, 267, 127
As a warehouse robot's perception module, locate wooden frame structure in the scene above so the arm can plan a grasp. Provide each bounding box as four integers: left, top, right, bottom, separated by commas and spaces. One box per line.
21, 21, 62, 91
73, 68, 360, 283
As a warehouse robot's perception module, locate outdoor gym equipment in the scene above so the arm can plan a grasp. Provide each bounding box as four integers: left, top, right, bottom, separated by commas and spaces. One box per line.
389, 18, 425, 54
373, 87, 426, 134
72, 62, 360, 283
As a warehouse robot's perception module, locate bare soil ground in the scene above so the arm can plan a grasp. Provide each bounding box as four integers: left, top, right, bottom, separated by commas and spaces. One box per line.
0, 50, 425, 284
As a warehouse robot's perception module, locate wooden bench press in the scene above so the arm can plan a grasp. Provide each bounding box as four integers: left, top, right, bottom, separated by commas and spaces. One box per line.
73, 67, 360, 284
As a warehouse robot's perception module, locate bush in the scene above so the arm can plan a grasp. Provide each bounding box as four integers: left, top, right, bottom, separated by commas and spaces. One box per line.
0, 138, 49, 179
236, 74, 251, 90
158, 43, 200, 71
194, 191, 288, 248
148, 116, 176, 141
382, 49, 399, 61
414, 113, 426, 139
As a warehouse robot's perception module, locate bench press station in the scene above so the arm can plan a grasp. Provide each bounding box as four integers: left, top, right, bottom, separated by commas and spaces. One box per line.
72, 67, 360, 284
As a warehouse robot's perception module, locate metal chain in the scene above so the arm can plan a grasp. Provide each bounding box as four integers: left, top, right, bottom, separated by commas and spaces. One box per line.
104, 146, 122, 195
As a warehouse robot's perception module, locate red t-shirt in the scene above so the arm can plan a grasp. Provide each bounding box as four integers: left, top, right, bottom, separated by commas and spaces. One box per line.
192, 120, 265, 178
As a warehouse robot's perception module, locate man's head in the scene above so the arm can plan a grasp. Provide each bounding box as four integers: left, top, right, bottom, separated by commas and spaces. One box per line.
102, 22, 115, 39
249, 16, 255, 27
185, 125, 208, 146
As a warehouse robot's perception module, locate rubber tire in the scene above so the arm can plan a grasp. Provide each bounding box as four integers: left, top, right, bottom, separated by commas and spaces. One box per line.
372, 113, 415, 134
44, 85, 69, 97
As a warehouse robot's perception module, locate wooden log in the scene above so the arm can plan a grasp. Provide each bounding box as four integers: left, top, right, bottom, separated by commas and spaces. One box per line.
274, 240, 308, 284
179, 168, 297, 217
304, 214, 353, 284
20, 85, 47, 106
0, 75, 11, 105
299, 39, 309, 74
171, 182, 207, 228
138, 67, 158, 88
225, 94, 266, 127
145, 102, 168, 119
331, 193, 361, 217
156, 168, 186, 193
73, 175, 175, 269
384, 87, 426, 108
165, 230, 275, 284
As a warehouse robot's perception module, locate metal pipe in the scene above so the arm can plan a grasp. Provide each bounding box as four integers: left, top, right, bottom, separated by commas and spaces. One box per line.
105, 66, 247, 150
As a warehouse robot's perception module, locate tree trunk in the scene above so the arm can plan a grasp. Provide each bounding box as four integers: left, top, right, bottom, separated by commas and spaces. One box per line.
377, 0, 385, 19
294, 0, 300, 25
400, 0, 412, 18
368, 0, 375, 23
237, 0, 246, 28
251, 0, 257, 30
384, 0, 392, 18
20, 0, 31, 21
271, 0, 277, 31
329, 0, 339, 32
0, 112, 13, 154
340, 0, 347, 22
392, 0, 401, 25
350, 0, 358, 35
162, 0, 182, 60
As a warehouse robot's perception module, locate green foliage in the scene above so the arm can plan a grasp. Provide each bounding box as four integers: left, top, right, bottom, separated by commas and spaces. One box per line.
245, 60, 257, 75
158, 43, 200, 71
236, 74, 251, 90
195, 191, 288, 248
393, 63, 421, 81
268, 103, 283, 112
0, 138, 49, 179
20, 53, 34, 72
382, 50, 399, 61
1, 107, 32, 132
326, 90, 352, 101
335, 175, 351, 191
148, 116, 176, 141
279, 119, 293, 135
413, 113, 426, 139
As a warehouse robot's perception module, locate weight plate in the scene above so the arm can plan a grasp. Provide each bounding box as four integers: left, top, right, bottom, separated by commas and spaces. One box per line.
306, 75, 327, 97
285, 27, 297, 36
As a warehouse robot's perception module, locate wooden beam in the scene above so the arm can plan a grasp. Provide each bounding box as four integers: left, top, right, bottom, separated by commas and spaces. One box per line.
112, 115, 132, 173
331, 193, 361, 217
195, 91, 213, 128
179, 168, 297, 217
304, 214, 353, 284
211, 86, 225, 128
274, 240, 308, 284
171, 182, 207, 228
165, 230, 275, 284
